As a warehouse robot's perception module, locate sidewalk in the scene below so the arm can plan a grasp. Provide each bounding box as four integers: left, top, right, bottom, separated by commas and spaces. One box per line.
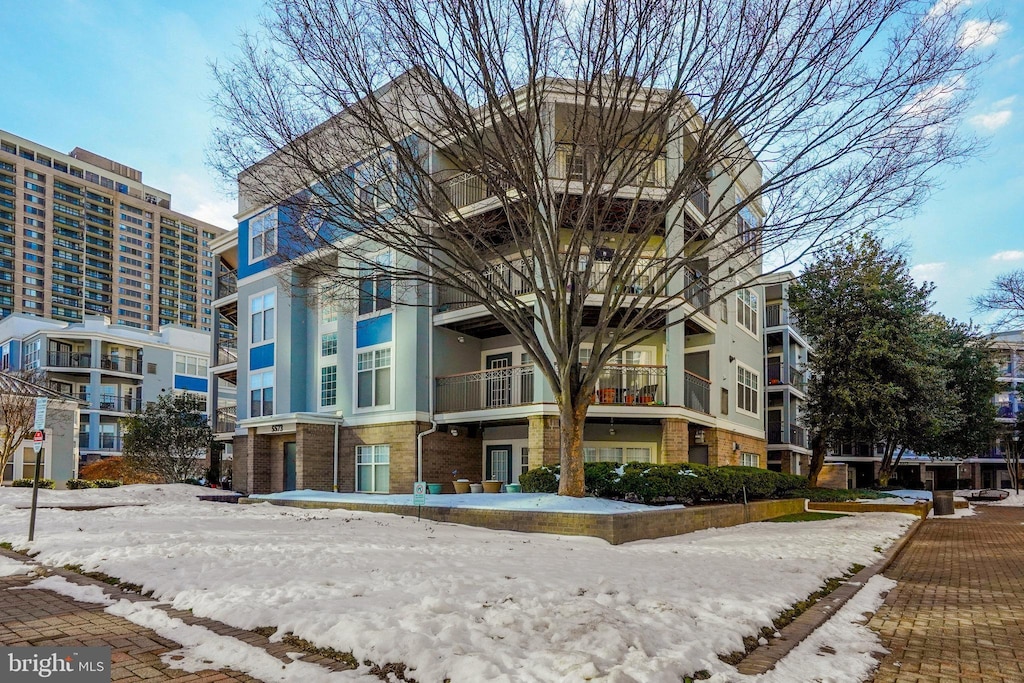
868, 506, 1024, 683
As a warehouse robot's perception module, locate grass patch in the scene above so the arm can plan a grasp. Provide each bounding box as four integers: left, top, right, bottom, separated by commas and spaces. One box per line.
252, 626, 359, 671
0, 541, 13, 551
768, 512, 845, 523
788, 488, 895, 502
60, 564, 145, 594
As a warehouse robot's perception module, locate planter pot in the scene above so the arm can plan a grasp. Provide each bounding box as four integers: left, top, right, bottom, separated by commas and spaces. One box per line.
469, 483, 484, 494
506, 483, 522, 493
453, 481, 471, 494
482, 480, 503, 493
427, 483, 443, 495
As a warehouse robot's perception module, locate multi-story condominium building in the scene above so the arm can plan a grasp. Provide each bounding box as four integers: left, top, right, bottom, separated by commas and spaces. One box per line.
0, 313, 211, 466
212, 78, 768, 495
0, 130, 227, 332
761, 273, 812, 476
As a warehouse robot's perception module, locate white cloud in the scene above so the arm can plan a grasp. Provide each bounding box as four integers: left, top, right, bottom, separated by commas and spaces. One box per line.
993, 96, 1017, 109
168, 172, 237, 231
958, 19, 1010, 49
991, 250, 1024, 262
928, 0, 972, 20
970, 110, 1013, 131
911, 262, 946, 279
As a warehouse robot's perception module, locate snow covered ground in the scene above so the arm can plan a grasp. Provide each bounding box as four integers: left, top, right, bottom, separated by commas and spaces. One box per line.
0, 483, 240, 507
0, 496, 914, 682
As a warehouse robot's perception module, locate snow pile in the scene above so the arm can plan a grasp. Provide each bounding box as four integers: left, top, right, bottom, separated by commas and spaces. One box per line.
0, 499, 911, 682
959, 489, 1024, 507
253, 490, 683, 514
0, 554, 32, 576
0, 484, 240, 507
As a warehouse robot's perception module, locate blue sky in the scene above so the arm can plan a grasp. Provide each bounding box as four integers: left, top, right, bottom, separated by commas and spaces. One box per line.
0, 0, 1020, 325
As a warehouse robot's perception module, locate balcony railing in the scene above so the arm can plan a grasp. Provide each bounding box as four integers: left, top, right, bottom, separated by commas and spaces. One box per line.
790, 425, 806, 448
683, 371, 711, 414
766, 359, 807, 392
433, 172, 493, 211
217, 269, 237, 298
96, 436, 122, 451
435, 364, 535, 413
591, 365, 667, 405
436, 258, 533, 311
765, 303, 802, 334
689, 185, 710, 216
46, 351, 92, 369
100, 355, 142, 374
215, 407, 237, 433
552, 144, 667, 188
768, 423, 808, 448
96, 396, 140, 413
996, 401, 1018, 419
215, 339, 238, 366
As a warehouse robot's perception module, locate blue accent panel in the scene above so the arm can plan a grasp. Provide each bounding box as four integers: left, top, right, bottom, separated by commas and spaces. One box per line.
249, 343, 275, 370
174, 376, 209, 392
356, 314, 392, 348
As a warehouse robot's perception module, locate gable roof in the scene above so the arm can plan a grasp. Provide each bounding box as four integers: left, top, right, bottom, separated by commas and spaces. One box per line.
0, 372, 81, 403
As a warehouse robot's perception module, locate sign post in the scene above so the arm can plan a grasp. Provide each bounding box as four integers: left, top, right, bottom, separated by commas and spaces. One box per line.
413, 481, 427, 520
28, 430, 44, 542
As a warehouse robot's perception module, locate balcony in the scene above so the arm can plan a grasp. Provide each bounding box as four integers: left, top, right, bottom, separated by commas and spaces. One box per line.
96, 436, 122, 451
591, 364, 667, 406
688, 185, 710, 216
436, 259, 708, 313
766, 359, 807, 392
765, 303, 802, 334
996, 401, 1018, 420
100, 356, 142, 374
436, 364, 535, 413
217, 269, 237, 298
95, 396, 141, 413
46, 351, 92, 369
768, 423, 808, 448
215, 339, 238, 366
215, 407, 237, 433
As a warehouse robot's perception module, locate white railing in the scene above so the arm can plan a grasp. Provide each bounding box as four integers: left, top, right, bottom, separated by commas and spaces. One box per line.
435, 364, 535, 413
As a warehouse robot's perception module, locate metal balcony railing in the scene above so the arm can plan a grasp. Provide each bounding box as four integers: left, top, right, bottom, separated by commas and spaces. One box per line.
96, 436, 122, 451
766, 359, 807, 392
215, 407, 237, 433
765, 303, 802, 335
100, 355, 142, 374
215, 339, 238, 366
433, 172, 493, 211
46, 351, 92, 369
435, 364, 535, 413
217, 269, 237, 298
552, 144, 667, 188
683, 371, 711, 414
689, 185, 710, 216
96, 396, 140, 413
591, 365, 667, 406
768, 423, 808, 448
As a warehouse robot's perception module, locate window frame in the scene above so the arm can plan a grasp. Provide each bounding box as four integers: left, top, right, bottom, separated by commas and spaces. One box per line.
736, 361, 760, 416
249, 369, 274, 418
736, 288, 759, 338
248, 208, 278, 264
355, 444, 390, 493
320, 364, 338, 408
249, 289, 276, 346
355, 343, 393, 411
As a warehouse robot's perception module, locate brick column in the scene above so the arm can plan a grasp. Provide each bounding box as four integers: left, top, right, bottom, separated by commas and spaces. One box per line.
296, 424, 336, 491
528, 415, 561, 468
247, 430, 272, 494
231, 435, 248, 493
660, 418, 689, 463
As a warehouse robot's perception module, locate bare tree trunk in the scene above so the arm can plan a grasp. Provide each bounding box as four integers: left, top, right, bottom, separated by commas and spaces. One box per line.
557, 395, 588, 498
806, 432, 826, 487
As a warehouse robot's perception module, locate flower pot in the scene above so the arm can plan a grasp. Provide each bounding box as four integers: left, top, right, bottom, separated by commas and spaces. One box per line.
427, 483, 443, 495
506, 483, 521, 493
469, 483, 484, 494
482, 480, 503, 493
453, 481, 471, 494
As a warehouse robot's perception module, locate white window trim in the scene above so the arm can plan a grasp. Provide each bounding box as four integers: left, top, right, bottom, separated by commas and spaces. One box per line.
249, 369, 276, 418
320, 364, 338, 409
741, 452, 760, 468
247, 208, 279, 265
735, 360, 760, 417
355, 444, 390, 493
352, 341, 395, 414
249, 286, 277, 348
355, 249, 395, 320
735, 288, 760, 341
174, 352, 209, 378
581, 441, 660, 464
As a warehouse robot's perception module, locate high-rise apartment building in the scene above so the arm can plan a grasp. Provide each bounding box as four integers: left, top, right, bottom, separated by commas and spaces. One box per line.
0, 130, 228, 332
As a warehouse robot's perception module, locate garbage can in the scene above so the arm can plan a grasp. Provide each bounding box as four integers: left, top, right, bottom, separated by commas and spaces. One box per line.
933, 490, 955, 516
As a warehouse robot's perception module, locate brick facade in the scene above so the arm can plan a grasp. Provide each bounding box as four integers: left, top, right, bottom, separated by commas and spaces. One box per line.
704, 427, 768, 467
816, 463, 848, 489
528, 415, 560, 468
421, 426, 483, 492
296, 424, 336, 491
660, 418, 689, 463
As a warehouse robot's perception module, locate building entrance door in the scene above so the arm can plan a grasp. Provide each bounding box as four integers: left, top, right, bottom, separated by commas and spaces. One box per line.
284, 442, 297, 491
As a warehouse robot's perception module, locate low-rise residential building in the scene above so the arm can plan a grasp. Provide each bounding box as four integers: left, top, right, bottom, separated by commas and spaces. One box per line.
0, 372, 81, 487
213, 77, 771, 496
0, 313, 212, 463
762, 273, 812, 476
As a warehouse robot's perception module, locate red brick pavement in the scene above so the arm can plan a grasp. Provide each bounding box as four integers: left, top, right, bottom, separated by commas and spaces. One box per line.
869, 506, 1024, 683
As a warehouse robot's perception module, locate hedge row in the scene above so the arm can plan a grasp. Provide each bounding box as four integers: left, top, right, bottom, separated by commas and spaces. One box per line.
786, 487, 894, 502
66, 479, 123, 489
11, 479, 55, 489
519, 462, 807, 505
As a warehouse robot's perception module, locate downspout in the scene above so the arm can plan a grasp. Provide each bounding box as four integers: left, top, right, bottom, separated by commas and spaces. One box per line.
416, 287, 438, 483
333, 419, 340, 492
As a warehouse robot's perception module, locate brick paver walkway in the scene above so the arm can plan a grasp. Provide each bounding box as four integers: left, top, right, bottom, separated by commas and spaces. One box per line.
869, 506, 1024, 683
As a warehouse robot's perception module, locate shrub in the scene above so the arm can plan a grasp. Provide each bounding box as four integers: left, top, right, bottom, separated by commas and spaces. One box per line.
66, 479, 98, 490
12, 478, 55, 489
787, 488, 895, 502
79, 456, 159, 485
519, 465, 559, 493
93, 479, 123, 488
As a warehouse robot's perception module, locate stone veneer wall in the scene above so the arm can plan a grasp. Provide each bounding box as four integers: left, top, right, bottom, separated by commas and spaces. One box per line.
706, 428, 768, 467
660, 418, 690, 463
242, 497, 806, 544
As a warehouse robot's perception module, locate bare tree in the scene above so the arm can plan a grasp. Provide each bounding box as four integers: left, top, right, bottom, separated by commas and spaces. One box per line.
975, 269, 1024, 329
211, 0, 988, 496
0, 370, 50, 485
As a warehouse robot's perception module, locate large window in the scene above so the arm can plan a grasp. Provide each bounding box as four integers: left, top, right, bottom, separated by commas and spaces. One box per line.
249, 209, 278, 262
174, 353, 208, 377
357, 347, 391, 408
250, 370, 274, 417
357, 155, 396, 211
736, 194, 760, 252
321, 332, 338, 357
320, 365, 337, 407
358, 255, 392, 315
582, 444, 653, 464
737, 365, 759, 415
741, 452, 759, 467
250, 291, 275, 344
356, 444, 390, 492
22, 339, 40, 369
737, 289, 758, 335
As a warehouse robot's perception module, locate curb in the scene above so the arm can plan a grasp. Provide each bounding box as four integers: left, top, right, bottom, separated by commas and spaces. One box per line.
734, 513, 927, 676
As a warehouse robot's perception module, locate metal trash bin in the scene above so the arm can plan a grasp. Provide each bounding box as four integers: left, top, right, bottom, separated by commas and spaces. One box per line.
933, 490, 955, 516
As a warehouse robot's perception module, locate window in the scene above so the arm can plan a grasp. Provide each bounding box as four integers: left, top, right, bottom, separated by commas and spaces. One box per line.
741, 452, 759, 467
357, 347, 391, 408
737, 365, 759, 415
736, 194, 760, 252
319, 283, 339, 323
250, 370, 274, 417
356, 444, 390, 492
23, 339, 40, 369
358, 253, 392, 315
737, 289, 758, 335
321, 332, 338, 357
249, 209, 278, 262
320, 365, 337, 407
582, 444, 653, 464
250, 291, 275, 344
175, 353, 209, 377
357, 154, 396, 211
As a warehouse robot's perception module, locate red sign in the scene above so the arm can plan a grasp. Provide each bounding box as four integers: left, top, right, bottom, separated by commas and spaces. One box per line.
33, 431, 43, 443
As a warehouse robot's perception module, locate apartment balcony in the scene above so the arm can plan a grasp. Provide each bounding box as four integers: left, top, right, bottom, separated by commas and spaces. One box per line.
96, 436, 123, 451
215, 339, 238, 367
46, 351, 92, 369
216, 269, 237, 299
99, 355, 142, 374
765, 303, 802, 335
215, 407, 237, 434
93, 396, 141, 413
768, 423, 808, 448
995, 401, 1018, 420
766, 359, 807, 393
434, 364, 711, 415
